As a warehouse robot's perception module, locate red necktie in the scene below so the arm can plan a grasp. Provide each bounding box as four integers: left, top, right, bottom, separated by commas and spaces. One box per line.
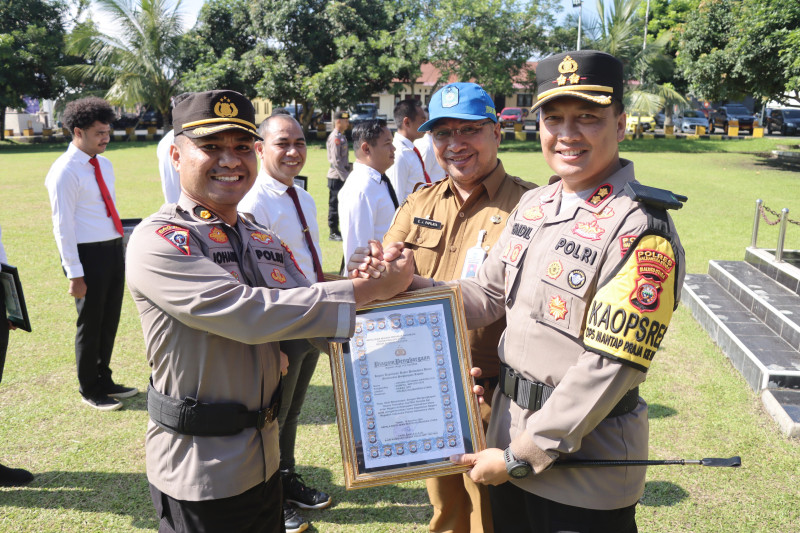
88, 157, 124, 236
412, 146, 432, 184
285, 186, 325, 282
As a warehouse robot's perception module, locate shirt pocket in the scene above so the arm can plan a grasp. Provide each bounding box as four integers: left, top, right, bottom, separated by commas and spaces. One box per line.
532, 255, 596, 337
499, 236, 531, 303
405, 224, 444, 277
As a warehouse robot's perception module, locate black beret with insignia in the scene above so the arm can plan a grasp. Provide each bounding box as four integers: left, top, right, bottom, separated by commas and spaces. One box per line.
334, 111, 350, 120
173, 90, 261, 140
532, 50, 623, 112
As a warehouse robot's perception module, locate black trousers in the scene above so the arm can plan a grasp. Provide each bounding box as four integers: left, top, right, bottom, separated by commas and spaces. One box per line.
150, 470, 283, 533
488, 481, 637, 533
74, 238, 124, 398
0, 281, 7, 384
327, 178, 344, 234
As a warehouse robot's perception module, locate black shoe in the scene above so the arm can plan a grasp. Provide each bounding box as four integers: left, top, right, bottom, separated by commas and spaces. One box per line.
0, 464, 34, 487
329, 232, 342, 241
103, 383, 139, 399
81, 394, 123, 411
282, 470, 332, 510
283, 503, 309, 533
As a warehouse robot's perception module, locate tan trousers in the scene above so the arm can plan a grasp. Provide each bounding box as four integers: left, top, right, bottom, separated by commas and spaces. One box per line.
426, 383, 495, 533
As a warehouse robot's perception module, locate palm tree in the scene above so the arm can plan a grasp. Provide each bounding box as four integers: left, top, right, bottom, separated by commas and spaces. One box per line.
589, 0, 688, 124
60, 0, 185, 127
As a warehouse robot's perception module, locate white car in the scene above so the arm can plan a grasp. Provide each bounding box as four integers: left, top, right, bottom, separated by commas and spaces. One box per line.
674, 109, 709, 133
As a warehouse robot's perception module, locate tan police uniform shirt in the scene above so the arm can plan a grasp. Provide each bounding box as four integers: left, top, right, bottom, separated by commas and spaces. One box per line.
384, 160, 534, 378
126, 196, 357, 501
326, 129, 350, 182
458, 160, 685, 509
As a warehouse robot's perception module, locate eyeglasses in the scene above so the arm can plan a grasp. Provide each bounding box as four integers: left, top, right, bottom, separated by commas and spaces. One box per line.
431, 120, 495, 141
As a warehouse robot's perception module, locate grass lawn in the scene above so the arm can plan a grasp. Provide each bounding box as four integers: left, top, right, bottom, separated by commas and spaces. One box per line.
0, 136, 798, 532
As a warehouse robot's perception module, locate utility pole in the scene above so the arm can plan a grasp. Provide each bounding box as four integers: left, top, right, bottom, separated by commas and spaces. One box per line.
572, 0, 583, 51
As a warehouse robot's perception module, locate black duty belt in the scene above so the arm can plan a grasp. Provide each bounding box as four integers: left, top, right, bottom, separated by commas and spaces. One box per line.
499, 363, 639, 418
147, 378, 282, 437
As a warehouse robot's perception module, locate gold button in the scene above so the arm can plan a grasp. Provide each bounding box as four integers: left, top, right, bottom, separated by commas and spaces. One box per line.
459, 212, 465, 218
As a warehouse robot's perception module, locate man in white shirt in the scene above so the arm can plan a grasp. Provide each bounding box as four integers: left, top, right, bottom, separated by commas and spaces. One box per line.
413, 131, 447, 184
337, 119, 398, 263
44, 97, 138, 412
386, 100, 429, 203
157, 129, 181, 203
238, 114, 331, 533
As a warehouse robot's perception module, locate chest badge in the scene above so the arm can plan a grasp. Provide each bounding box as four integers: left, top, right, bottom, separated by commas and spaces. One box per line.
523, 205, 544, 221
271, 269, 287, 284
567, 269, 586, 289
209, 227, 228, 243
593, 206, 615, 219
251, 231, 273, 245
546, 260, 563, 280
572, 220, 605, 241
491, 214, 502, 224
548, 295, 568, 321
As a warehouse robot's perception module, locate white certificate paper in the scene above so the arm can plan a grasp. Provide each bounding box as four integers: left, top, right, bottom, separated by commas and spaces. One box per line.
350, 302, 465, 469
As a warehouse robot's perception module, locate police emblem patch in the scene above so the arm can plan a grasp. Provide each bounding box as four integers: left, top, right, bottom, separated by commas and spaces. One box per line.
594, 206, 615, 219
546, 260, 564, 280
523, 205, 544, 221
568, 269, 586, 289
442, 86, 459, 108
628, 248, 675, 312
214, 96, 238, 118
572, 219, 605, 241
250, 231, 273, 245
548, 295, 568, 320
156, 225, 190, 255
271, 269, 286, 284
619, 234, 638, 256
209, 227, 228, 243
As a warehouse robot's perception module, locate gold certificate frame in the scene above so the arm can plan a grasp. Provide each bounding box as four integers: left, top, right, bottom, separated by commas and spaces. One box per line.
330, 285, 485, 489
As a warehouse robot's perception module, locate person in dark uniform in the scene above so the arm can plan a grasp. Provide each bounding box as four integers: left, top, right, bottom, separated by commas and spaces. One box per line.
44, 97, 138, 411
326, 111, 351, 241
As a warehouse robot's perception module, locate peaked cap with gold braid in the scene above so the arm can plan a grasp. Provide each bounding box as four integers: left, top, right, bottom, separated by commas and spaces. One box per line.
531, 50, 623, 112
173, 90, 262, 140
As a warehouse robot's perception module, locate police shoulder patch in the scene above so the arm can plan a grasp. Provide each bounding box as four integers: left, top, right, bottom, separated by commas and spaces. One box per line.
156, 225, 190, 255
582, 233, 678, 372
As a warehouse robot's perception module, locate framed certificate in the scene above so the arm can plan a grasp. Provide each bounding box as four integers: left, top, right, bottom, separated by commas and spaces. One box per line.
293, 175, 308, 191
0, 263, 32, 332
330, 285, 485, 489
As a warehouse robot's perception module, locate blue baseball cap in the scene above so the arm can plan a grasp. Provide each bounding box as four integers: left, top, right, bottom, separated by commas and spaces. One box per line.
418, 82, 498, 132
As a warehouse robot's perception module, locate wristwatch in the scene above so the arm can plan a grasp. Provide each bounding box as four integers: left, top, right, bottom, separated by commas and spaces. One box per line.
504, 446, 532, 478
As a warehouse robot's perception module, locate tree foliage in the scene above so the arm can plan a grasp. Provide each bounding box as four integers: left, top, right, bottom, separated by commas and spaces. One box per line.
414, 0, 559, 100
0, 0, 66, 139
677, 0, 800, 104
60, 0, 185, 124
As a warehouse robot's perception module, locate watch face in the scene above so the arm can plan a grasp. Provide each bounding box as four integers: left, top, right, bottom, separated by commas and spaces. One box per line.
509, 464, 531, 478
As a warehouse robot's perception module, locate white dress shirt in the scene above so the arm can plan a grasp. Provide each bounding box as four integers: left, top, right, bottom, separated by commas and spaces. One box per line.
413, 132, 446, 184
337, 162, 397, 262
157, 130, 181, 204
238, 170, 322, 280
0, 223, 7, 264
386, 132, 426, 204
44, 142, 122, 279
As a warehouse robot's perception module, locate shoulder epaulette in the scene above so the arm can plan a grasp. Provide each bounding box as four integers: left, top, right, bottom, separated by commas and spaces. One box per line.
624, 181, 687, 211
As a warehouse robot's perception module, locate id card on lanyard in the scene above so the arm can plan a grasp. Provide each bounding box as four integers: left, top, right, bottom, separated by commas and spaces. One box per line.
460, 230, 488, 279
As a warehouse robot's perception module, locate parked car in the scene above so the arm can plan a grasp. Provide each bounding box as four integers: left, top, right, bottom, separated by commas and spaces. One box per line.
625, 114, 656, 133
765, 108, 800, 136
655, 112, 666, 128
112, 113, 139, 130
708, 104, 754, 134
673, 109, 709, 133
498, 107, 525, 128
281, 104, 326, 131
350, 103, 380, 125
139, 109, 163, 128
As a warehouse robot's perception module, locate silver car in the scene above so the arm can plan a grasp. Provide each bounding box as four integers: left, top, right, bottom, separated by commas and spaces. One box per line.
674, 109, 709, 133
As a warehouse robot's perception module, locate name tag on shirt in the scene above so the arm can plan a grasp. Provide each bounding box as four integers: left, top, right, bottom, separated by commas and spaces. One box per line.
413, 217, 442, 230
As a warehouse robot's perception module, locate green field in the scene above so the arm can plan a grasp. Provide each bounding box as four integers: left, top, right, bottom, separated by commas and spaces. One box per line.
0, 136, 798, 532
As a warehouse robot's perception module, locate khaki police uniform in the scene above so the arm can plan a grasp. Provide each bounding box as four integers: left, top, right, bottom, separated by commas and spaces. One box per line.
458, 160, 685, 510
126, 196, 356, 501
326, 129, 351, 235
384, 161, 535, 533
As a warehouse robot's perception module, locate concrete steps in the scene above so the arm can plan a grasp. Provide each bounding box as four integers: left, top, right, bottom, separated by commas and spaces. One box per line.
682, 249, 800, 437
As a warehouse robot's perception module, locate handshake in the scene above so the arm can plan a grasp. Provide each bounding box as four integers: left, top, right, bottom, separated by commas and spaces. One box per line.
347, 240, 418, 305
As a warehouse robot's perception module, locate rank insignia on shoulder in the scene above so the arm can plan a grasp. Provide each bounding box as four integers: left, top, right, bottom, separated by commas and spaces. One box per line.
586, 184, 612, 207
193, 206, 217, 220
624, 181, 687, 210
